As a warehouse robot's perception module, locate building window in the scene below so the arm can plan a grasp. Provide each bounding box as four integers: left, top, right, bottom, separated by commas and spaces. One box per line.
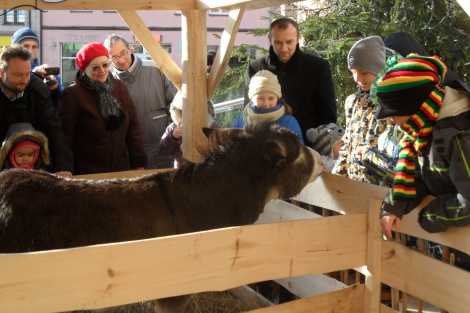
209, 9, 229, 16
61, 43, 86, 88
2, 10, 26, 25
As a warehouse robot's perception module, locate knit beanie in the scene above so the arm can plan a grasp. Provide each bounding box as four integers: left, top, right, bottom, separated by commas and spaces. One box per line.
11, 28, 39, 46
348, 36, 386, 76
374, 54, 447, 119
75, 42, 109, 72
248, 70, 282, 100
9, 140, 40, 170
306, 123, 344, 157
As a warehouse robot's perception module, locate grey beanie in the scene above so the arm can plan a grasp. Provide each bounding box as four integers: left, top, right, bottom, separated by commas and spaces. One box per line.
347, 36, 385, 75
306, 123, 344, 157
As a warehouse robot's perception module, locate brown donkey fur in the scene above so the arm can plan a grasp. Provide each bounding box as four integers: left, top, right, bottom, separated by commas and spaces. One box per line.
0, 123, 323, 312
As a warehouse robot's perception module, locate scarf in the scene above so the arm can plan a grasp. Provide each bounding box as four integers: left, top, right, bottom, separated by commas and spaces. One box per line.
82, 73, 126, 130
242, 103, 286, 127
393, 86, 445, 200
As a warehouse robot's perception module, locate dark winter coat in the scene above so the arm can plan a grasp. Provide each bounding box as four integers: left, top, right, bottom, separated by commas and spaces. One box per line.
381, 85, 470, 233
244, 45, 337, 147
0, 73, 73, 173
58, 71, 148, 175
0, 122, 50, 170
111, 56, 177, 169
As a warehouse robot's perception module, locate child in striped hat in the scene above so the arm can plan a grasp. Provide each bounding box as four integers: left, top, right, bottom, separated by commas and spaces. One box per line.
375, 54, 470, 238
306, 123, 344, 172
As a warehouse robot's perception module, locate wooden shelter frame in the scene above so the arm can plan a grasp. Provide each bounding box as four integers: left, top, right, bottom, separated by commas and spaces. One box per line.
0, 1, 469, 312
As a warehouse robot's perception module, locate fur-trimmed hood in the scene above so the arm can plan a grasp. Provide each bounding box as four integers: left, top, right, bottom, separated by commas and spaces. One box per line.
0, 123, 50, 170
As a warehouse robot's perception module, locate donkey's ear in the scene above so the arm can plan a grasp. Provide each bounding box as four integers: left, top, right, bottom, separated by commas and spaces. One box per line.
202, 127, 219, 139
262, 141, 285, 169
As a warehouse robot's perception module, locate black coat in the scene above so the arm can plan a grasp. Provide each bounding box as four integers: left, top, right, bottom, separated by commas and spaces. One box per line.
0, 73, 73, 173
244, 45, 337, 147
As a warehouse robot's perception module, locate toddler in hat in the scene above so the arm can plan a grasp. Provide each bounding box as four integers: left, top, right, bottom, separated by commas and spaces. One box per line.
374, 54, 470, 237
306, 123, 344, 172
233, 70, 303, 144
332, 36, 389, 184
158, 92, 221, 168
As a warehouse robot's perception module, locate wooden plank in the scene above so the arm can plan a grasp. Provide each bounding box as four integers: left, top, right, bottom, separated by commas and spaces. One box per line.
275, 274, 346, 298
293, 172, 389, 215
228, 285, 274, 307
181, 10, 208, 162
255, 200, 322, 225
118, 10, 182, 91
381, 240, 470, 313
196, 0, 307, 12
0, 0, 197, 10
248, 284, 364, 313
73, 169, 172, 180
364, 199, 383, 313
207, 4, 246, 100
0, 215, 367, 313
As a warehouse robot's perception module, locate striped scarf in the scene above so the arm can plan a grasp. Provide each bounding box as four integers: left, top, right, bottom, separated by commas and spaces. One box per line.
393, 87, 445, 200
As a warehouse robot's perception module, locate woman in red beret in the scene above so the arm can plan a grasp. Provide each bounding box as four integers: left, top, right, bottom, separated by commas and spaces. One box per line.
58, 42, 148, 175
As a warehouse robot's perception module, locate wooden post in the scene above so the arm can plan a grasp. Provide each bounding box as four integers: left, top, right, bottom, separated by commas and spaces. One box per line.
181, 10, 208, 162
364, 198, 383, 313
440, 245, 451, 313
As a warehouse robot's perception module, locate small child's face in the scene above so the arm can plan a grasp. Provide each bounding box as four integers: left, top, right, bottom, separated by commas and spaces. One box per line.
350, 68, 377, 92
251, 92, 278, 109
14, 146, 36, 167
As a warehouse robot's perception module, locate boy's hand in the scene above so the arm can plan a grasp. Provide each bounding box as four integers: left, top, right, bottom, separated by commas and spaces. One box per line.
380, 214, 401, 239
354, 145, 369, 161
172, 122, 183, 139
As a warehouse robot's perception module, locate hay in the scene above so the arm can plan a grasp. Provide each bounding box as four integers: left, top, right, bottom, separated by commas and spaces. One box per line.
68, 290, 267, 313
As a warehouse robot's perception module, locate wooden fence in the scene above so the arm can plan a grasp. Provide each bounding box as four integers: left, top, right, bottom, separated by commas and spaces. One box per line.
0, 170, 469, 312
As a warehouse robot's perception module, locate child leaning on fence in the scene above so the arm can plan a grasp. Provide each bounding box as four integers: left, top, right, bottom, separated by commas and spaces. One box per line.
233, 70, 304, 144
0, 123, 50, 171
374, 54, 470, 237
332, 36, 389, 184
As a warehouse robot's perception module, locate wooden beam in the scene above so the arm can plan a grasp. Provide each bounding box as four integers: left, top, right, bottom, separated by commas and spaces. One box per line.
181, 10, 208, 162
196, 0, 307, 11
207, 4, 246, 100
118, 10, 182, 91
0, 0, 197, 10
0, 215, 367, 312
363, 199, 383, 313
381, 240, 470, 313
248, 284, 364, 313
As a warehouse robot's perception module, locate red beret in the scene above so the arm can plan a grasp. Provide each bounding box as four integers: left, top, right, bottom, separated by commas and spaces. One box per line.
75, 42, 109, 72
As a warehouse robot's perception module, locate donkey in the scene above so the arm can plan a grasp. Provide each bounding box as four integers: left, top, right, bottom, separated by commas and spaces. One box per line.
0, 123, 323, 312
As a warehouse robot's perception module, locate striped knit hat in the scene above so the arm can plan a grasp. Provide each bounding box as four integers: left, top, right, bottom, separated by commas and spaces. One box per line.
248, 70, 282, 100
11, 28, 40, 46
375, 54, 447, 200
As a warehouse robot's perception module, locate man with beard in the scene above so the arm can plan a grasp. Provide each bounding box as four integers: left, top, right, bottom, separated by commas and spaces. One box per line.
0, 44, 72, 177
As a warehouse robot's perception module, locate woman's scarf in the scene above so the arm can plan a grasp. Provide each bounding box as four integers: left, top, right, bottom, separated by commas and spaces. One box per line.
82, 73, 126, 130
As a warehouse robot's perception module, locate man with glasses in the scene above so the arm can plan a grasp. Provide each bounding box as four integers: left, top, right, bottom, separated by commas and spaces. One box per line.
104, 35, 177, 169
0, 44, 73, 177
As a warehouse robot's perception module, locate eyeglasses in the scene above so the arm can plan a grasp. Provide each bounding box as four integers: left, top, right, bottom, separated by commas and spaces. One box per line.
90, 62, 110, 72
109, 50, 129, 64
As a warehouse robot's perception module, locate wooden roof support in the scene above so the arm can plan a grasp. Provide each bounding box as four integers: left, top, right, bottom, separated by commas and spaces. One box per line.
197, 0, 305, 11
207, 4, 246, 100
118, 10, 183, 91
181, 10, 208, 162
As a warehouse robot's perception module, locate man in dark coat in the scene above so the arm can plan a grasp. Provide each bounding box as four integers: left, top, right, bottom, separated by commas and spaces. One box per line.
0, 44, 73, 177
245, 17, 337, 147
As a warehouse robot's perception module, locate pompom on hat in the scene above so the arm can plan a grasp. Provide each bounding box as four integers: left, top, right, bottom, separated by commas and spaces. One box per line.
306, 123, 344, 158
11, 28, 39, 46
75, 42, 110, 72
248, 70, 282, 100
374, 54, 447, 119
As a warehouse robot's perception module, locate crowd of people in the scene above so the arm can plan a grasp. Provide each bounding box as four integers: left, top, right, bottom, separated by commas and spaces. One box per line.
1, 19, 470, 266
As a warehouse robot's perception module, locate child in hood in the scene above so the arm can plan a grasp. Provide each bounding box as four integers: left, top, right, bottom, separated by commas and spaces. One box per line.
0, 123, 50, 171
306, 123, 344, 172
158, 92, 221, 168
